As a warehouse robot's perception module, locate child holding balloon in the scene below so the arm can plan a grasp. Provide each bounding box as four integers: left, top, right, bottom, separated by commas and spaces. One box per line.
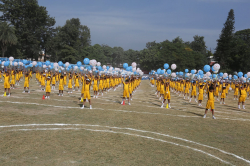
23, 72, 30, 93
238, 86, 247, 109
3, 71, 11, 96
203, 86, 216, 119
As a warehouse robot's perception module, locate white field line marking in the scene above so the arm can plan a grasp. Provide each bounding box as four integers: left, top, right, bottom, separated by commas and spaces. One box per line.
5, 127, 233, 165
0, 123, 248, 165
0, 101, 198, 118
0, 100, 250, 121
8, 96, 249, 117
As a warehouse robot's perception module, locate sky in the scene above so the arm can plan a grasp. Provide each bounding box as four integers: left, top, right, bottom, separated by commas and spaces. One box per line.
39, 0, 250, 52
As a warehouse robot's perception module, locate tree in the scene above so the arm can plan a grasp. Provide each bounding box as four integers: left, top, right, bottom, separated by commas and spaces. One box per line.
190, 35, 207, 55
0, 21, 17, 57
214, 9, 235, 71
0, 0, 55, 59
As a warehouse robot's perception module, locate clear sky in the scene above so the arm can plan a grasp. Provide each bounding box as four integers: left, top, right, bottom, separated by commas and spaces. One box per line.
38, 0, 250, 52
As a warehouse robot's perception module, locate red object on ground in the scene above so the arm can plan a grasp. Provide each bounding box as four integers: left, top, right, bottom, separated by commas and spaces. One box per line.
122, 101, 125, 105
42, 95, 45, 100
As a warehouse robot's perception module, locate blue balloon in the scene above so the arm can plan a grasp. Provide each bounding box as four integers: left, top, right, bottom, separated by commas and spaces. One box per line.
203, 65, 210, 72
160, 70, 164, 75
244, 74, 247, 78
233, 75, 238, 79
77, 61, 82, 67
185, 69, 189, 73
83, 58, 90, 65
126, 67, 130, 71
164, 63, 169, 69
219, 72, 223, 77
106, 66, 110, 70
45, 61, 50, 66
213, 74, 216, 78
179, 72, 183, 76
191, 70, 195, 74
176, 72, 179, 75
167, 69, 171, 74
58, 61, 63, 66
199, 70, 203, 75
4, 61, 8, 67
238, 72, 243, 78
23, 60, 27, 64
123, 63, 128, 69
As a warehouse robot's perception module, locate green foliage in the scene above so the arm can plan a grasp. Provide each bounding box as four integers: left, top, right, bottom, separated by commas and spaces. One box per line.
214, 9, 235, 72
0, 0, 55, 59
0, 21, 17, 57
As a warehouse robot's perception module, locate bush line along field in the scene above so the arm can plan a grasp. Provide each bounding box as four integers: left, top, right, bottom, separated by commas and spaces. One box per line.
0, 75, 249, 165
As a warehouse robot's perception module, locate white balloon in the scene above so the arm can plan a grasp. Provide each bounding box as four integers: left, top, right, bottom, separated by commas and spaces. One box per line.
206, 72, 211, 77
74, 66, 78, 70
213, 63, 220, 71
132, 62, 137, 68
14, 62, 18, 66
229, 74, 232, 78
214, 70, 218, 74
103, 65, 106, 70
9, 56, 14, 61
247, 72, 250, 77
43, 65, 47, 69
2, 61, 5, 65
55, 68, 58, 71
97, 62, 101, 66
223, 73, 228, 78
19, 62, 23, 66
132, 68, 136, 72
65, 62, 70, 67
171, 64, 177, 70
32, 61, 37, 66
53, 63, 58, 67
80, 66, 84, 70
171, 73, 176, 77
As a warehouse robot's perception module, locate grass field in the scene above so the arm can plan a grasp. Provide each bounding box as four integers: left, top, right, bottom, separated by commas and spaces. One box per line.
0, 76, 250, 166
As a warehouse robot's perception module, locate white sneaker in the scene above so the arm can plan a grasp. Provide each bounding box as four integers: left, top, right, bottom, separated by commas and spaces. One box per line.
28, 91, 30, 93
61, 94, 63, 96
128, 103, 131, 105
184, 97, 185, 99
90, 105, 92, 109
81, 105, 84, 109
203, 114, 206, 118
96, 96, 98, 98
189, 99, 192, 102
131, 98, 132, 101
102, 93, 103, 96
169, 105, 171, 108
161, 105, 163, 108
45, 96, 47, 99
7, 94, 10, 97
223, 102, 225, 104
220, 102, 222, 104
121, 101, 123, 104
212, 116, 216, 119
22, 91, 25, 93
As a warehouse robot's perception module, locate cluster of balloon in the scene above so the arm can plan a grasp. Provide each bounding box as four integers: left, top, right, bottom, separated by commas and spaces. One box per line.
121, 62, 143, 76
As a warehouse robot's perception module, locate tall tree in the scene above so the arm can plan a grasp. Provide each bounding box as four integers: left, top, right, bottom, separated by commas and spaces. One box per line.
0, 21, 17, 57
0, 0, 55, 59
214, 9, 235, 71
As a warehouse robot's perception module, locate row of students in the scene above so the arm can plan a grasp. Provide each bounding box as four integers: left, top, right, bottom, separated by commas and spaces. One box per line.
151, 77, 249, 119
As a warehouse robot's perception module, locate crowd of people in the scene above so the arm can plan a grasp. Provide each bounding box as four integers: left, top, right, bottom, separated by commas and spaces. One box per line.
0, 69, 142, 109
150, 77, 249, 119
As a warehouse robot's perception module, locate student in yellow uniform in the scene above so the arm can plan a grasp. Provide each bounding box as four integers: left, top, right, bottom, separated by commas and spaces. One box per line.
81, 78, 92, 109
238, 86, 247, 109
159, 80, 165, 101
4, 71, 11, 96
45, 76, 51, 99
121, 78, 130, 105
52, 74, 56, 90
220, 86, 226, 104
189, 81, 197, 103
98, 77, 104, 96
203, 86, 216, 119
93, 76, 99, 98
234, 84, 239, 100
41, 74, 46, 91
214, 84, 219, 101
10, 71, 15, 89
68, 75, 73, 93
161, 82, 171, 108
74, 75, 80, 91
184, 80, 190, 99
23, 72, 30, 93
58, 75, 64, 96
198, 84, 204, 107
